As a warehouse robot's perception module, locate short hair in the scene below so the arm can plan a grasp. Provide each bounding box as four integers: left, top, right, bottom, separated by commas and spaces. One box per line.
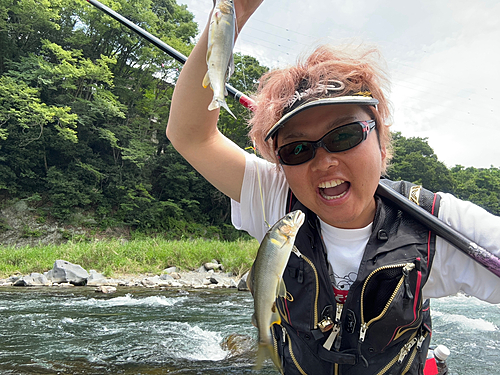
248, 44, 393, 173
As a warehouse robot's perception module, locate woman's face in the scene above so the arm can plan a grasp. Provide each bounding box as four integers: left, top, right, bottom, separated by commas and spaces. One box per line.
276, 104, 386, 229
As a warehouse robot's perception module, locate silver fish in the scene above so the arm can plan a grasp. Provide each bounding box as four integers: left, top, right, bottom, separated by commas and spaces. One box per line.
247, 210, 305, 370
202, 0, 237, 119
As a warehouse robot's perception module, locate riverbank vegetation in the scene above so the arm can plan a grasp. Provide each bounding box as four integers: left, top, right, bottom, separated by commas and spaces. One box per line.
1, 0, 499, 251
0, 238, 259, 278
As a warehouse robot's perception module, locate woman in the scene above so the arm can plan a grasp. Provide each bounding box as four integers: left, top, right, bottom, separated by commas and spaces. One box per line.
166, 1, 500, 373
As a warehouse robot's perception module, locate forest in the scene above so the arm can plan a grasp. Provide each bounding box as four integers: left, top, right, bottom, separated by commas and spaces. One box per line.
1, 0, 499, 241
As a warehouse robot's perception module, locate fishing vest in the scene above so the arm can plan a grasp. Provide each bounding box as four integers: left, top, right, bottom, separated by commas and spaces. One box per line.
272, 179, 441, 375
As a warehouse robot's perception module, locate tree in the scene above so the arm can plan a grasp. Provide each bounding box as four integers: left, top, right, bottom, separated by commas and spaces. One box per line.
387, 132, 454, 193
450, 165, 500, 215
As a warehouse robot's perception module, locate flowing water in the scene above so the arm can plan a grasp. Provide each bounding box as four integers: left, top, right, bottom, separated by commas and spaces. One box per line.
0, 287, 498, 374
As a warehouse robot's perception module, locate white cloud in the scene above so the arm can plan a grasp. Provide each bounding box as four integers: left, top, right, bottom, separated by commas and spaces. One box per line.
178, 0, 500, 167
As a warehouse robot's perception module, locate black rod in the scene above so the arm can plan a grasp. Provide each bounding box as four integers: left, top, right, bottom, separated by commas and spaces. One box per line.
377, 181, 500, 278
86, 0, 255, 109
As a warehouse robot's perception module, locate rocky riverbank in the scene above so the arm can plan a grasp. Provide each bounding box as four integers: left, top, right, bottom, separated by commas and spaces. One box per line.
0, 259, 250, 293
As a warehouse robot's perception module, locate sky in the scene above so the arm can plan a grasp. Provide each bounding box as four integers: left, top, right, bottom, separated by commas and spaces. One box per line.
178, 0, 500, 168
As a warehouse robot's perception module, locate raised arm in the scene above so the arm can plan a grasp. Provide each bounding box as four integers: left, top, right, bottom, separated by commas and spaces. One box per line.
166, 0, 263, 203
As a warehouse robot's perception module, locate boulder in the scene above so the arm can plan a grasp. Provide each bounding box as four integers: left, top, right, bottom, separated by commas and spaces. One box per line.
163, 266, 177, 274
46, 260, 89, 286
86, 270, 107, 285
237, 272, 250, 291
13, 273, 51, 287
204, 262, 223, 271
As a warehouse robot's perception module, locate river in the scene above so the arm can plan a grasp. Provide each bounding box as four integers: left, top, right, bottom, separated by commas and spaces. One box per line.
0, 287, 498, 374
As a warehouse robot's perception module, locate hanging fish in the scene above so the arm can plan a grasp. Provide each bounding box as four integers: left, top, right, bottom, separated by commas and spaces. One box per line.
203, 0, 237, 119
247, 210, 305, 370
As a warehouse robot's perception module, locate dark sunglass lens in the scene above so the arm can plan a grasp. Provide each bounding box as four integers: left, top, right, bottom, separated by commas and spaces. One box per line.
324, 124, 363, 152
279, 142, 314, 165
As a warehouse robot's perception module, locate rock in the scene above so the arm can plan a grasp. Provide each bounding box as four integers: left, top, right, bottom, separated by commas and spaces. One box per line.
204, 262, 223, 271
86, 270, 107, 286
170, 272, 181, 280
95, 285, 116, 294
229, 279, 238, 288
238, 272, 250, 291
54, 282, 74, 287
197, 265, 208, 273
163, 267, 177, 274
29, 273, 51, 286
8, 275, 21, 283
141, 276, 160, 288
221, 333, 254, 357
46, 260, 89, 286
159, 274, 174, 282
13, 273, 51, 287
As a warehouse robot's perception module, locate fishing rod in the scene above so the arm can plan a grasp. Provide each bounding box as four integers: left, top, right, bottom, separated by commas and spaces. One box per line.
377, 181, 500, 277
86, 0, 500, 278
85, 0, 255, 110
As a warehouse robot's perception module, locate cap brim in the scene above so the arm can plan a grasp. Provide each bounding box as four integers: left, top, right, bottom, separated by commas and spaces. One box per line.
264, 96, 379, 141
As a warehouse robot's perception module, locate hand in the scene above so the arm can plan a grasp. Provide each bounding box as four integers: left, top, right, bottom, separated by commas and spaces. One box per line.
233, 0, 264, 28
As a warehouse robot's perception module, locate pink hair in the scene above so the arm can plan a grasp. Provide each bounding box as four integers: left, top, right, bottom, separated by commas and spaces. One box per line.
248, 44, 393, 172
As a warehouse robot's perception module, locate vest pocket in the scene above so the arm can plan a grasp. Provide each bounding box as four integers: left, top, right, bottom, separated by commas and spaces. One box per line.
280, 247, 320, 333
359, 260, 423, 353
273, 324, 333, 375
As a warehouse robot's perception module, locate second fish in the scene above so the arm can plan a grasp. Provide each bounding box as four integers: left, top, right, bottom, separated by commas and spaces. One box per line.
203, 0, 237, 119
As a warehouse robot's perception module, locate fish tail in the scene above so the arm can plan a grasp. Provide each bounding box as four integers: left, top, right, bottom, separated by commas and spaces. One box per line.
254, 343, 281, 371
208, 98, 237, 119
220, 99, 237, 119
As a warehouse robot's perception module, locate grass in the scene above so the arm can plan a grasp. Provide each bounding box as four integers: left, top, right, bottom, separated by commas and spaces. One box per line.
0, 238, 259, 279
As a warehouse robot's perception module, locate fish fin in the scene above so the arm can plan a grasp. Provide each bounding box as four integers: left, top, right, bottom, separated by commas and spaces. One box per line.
276, 277, 287, 298
220, 100, 237, 119
202, 71, 210, 88
254, 343, 282, 371
208, 98, 221, 111
214, 9, 222, 23
251, 313, 257, 327
246, 264, 254, 296
208, 98, 237, 119
205, 42, 213, 64
227, 53, 235, 79
234, 11, 240, 38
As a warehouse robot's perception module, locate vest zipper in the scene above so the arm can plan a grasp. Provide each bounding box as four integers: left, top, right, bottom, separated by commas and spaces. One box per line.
359, 262, 415, 343
272, 327, 284, 374
323, 303, 343, 350
401, 331, 428, 375
374, 330, 418, 375
292, 245, 320, 329
282, 326, 309, 375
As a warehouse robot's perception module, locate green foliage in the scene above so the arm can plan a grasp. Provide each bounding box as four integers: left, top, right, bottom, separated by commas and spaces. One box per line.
1, 0, 498, 245
0, 238, 259, 277
450, 165, 500, 215
387, 132, 454, 193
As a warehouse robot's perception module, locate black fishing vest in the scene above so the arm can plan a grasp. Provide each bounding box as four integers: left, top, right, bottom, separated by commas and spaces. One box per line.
272, 179, 441, 375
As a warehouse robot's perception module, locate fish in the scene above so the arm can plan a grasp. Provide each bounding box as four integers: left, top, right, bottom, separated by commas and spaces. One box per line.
247, 210, 305, 370
202, 0, 237, 119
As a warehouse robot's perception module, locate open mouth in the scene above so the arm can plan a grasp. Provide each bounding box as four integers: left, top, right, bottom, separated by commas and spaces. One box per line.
319, 179, 350, 200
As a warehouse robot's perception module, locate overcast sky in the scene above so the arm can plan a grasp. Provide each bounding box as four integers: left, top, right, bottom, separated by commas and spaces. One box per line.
178, 0, 500, 168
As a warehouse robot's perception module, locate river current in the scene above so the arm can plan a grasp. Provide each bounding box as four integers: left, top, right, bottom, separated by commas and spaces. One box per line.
0, 287, 498, 374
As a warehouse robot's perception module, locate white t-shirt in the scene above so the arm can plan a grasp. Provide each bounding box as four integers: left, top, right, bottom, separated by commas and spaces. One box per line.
231, 153, 500, 303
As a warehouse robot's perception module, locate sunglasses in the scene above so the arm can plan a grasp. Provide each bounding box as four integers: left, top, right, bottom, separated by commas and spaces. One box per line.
276, 120, 376, 166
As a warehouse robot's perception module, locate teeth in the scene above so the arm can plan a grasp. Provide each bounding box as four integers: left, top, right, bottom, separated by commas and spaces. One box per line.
318, 179, 345, 189
320, 190, 347, 200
